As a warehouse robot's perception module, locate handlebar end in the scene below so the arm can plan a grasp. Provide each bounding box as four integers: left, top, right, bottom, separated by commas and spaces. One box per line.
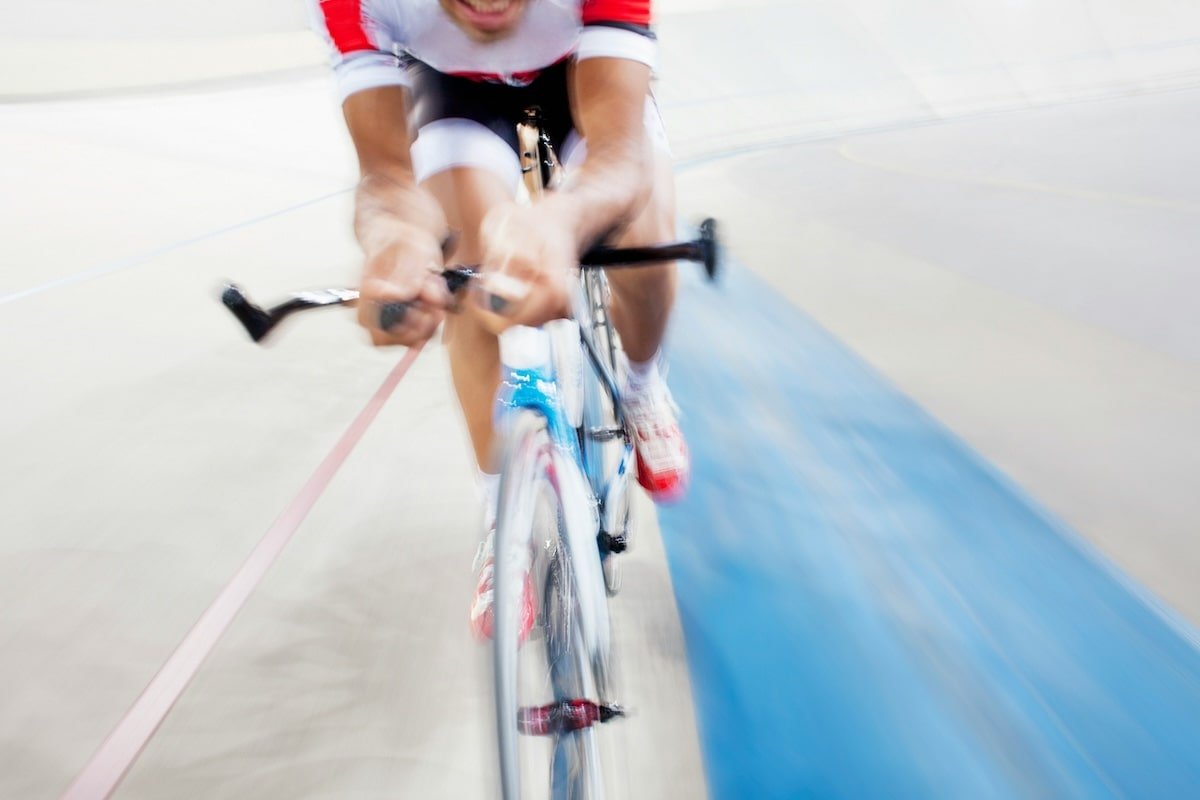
698, 217, 719, 282
378, 301, 409, 331
221, 283, 274, 343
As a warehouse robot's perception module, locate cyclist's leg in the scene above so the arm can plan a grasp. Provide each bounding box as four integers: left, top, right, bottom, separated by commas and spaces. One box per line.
561, 103, 678, 364
407, 60, 568, 473
603, 147, 678, 364
419, 163, 535, 640
563, 106, 687, 500
406, 63, 574, 642
607, 149, 689, 500
421, 166, 512, 471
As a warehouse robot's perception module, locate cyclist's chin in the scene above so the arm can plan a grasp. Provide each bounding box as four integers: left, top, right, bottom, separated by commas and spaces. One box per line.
440, 0, 528, 41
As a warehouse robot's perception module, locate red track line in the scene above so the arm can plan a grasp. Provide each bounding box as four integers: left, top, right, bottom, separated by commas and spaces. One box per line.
61, 344, 425, 800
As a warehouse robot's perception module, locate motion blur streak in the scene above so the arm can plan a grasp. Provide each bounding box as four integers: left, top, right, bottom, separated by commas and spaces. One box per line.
0, 188, 352, 307
61, 345, 424, 800
658, 263, 1200, 797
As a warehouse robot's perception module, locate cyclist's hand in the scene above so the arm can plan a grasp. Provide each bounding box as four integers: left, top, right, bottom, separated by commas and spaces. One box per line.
357, 227, 451, 346
478, 203, 577, 328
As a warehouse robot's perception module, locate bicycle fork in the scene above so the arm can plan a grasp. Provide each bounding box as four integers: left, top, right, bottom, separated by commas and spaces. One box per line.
495, 322, 612, 661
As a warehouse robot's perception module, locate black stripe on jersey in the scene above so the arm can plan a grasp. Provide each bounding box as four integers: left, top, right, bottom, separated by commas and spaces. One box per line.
584, 20, 657, 39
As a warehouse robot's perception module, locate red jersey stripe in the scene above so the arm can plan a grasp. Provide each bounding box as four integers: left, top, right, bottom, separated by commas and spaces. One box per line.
319, 0, 374, 54
582, 0, 652, 27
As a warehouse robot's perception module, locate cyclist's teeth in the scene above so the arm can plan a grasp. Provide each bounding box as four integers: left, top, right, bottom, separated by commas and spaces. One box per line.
462, 0, 512, 11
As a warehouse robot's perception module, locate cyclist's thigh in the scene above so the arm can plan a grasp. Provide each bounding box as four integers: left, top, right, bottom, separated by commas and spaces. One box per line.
562, 99, 676, 247
408, 62, 570, 342
590, 113, 678, 353
408, 59, 573, 198
406, 64, 520, 264
423, 166, 513, 347
422, 167, 513, 262
614, 143, 676, 247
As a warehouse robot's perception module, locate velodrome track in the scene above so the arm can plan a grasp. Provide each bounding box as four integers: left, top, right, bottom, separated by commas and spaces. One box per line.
3, 1, 1200, 797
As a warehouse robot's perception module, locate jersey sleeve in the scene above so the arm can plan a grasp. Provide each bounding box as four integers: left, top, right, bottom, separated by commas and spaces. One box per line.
309, 0, 409, 101
578, 0, 657, 68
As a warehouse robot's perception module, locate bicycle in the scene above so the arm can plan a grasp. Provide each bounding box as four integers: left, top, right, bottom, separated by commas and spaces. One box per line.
220, 110, 718, 798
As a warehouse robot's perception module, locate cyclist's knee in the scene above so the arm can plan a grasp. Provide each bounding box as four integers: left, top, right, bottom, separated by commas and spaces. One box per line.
615, 149, 676, 248
422, 166, 513, 261
606, 153, 678, 302
444, 300, 503, 347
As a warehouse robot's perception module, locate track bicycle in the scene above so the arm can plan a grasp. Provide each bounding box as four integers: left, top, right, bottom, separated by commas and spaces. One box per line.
220, 110, 718, 798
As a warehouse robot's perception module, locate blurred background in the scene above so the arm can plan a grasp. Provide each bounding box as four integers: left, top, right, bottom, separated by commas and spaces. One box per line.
2, 0, 1199, 797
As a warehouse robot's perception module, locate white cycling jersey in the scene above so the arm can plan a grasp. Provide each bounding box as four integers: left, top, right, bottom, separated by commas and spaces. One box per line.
309, 0, 657, 100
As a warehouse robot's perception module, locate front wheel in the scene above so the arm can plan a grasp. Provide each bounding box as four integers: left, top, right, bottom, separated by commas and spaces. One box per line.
493, 410, 613, 799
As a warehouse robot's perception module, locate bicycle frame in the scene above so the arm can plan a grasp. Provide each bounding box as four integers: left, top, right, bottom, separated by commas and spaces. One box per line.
493, 281, 629, 660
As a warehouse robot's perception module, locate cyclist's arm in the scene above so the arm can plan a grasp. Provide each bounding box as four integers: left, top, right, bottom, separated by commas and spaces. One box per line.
343, 87, 446, 253
310, 0, 446, 342
343, 87, 450, 344
542, 57, 654, 253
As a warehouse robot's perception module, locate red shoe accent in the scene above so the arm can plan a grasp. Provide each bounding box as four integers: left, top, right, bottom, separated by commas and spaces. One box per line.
623, 374, 690, 504
635, 434, 690, 504
470, 557, 535, 643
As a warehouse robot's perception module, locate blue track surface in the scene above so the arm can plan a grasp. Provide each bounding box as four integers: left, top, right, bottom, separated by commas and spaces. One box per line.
657, 262, 1200, 798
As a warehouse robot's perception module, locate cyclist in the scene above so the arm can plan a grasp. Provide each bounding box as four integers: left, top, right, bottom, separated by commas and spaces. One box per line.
310, 0, 687, 638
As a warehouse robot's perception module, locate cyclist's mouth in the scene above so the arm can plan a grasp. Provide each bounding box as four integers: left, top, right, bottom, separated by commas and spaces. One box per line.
451, 0, 526, 35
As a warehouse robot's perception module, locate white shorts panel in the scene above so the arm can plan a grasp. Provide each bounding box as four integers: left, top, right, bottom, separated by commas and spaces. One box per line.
411, 118, 522, 190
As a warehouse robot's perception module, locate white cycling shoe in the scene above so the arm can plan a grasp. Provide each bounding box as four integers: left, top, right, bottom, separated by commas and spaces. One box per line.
623, 371, 690, 504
